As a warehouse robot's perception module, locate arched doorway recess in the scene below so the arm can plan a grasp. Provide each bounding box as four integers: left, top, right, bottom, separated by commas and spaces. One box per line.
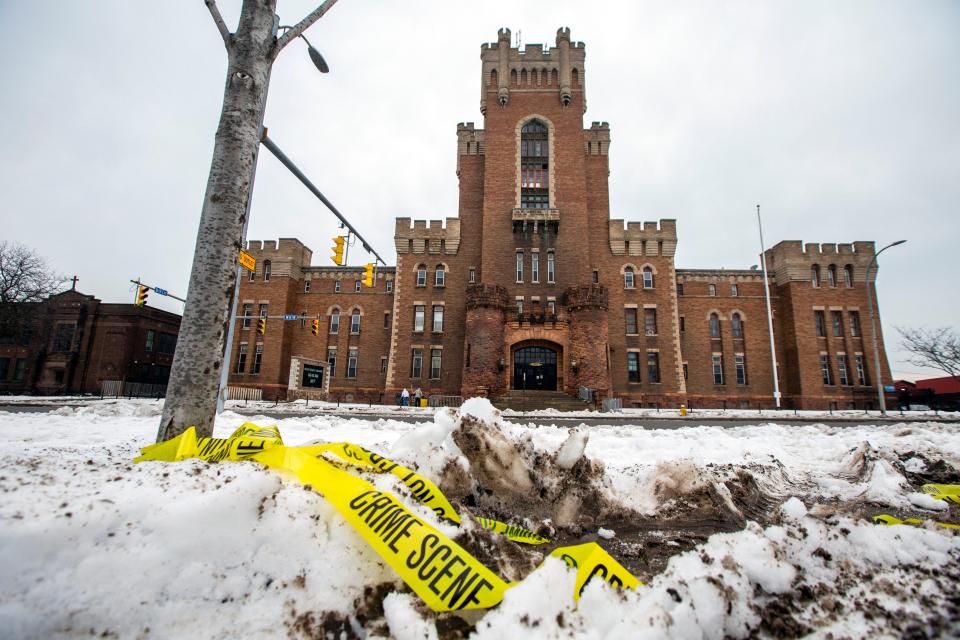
512, 345, 558, 391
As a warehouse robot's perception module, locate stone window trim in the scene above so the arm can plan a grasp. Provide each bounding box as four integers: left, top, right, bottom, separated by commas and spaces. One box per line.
705, 309, 725, 321
514, 114, 557, 210
326, 305, 343, 316
643, 303, 657, 309
728, 308, 747, 320
624, 303, 639, 309
812, 305, 826, 311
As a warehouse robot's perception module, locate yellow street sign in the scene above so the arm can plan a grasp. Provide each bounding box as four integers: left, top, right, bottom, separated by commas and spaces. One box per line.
239, 250, 256, 272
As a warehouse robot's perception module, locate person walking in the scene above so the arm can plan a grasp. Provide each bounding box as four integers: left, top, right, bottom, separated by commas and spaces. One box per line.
414, 387, 423, 407
400, 387, 410, 407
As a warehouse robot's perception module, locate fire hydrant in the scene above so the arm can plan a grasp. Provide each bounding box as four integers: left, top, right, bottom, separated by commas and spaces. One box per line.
680, 404, 687, 417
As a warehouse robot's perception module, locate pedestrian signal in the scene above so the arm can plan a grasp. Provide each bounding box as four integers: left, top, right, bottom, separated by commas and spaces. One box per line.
331, 236, 346, 265
363, 263, 374, 288
136, 285, 149, 306
311, 319, 319, 336
257, 318, 266, 335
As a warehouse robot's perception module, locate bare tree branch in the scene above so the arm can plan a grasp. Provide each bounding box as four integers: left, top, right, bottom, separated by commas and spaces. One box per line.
276, 0, 340, 52
0, 241, 67, 303
204, 0, 232, 48
897, 326, 960, 380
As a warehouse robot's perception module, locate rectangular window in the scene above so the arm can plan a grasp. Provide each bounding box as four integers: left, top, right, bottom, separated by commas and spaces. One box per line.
13, 358, 26, 382
814, 310, 826, 337
53, 324, 74, 352
430, 349, 442, 379
157, 333, 177, 355
235, 345, 247, 374
731, 284, 738, 297
627, 352, 640, 383
252, 344, 263, 375
642, 270, 654, 289
386, 280, 393, 292
384, 312, 391, 329
414, 305, 425, 332
531, 253, 540, 283
145, 329, 155, 352
355, 280, 361, 292
301, 311, 307, 329
432, 305, 444, 332
516, 251, 523, 282
712, 355, 724, 385
820, 355, 833, 385
516, 298, 524, 316
831, 311, 843, 337
416, 268, 427, 287
351, 312, 361, 334
411, 349, 423, 378
334, 280, 341, 293
0, 358, 8, 381
855, 354, 868, 385
547, 252, 555, 283
381, 357, 388, 374
647, 351, 660, 383
735, 354, 747, 385
468, 268, 476, 284
330, 312, 340, 334
547, 300, 556, 316
624, 308, 638, 335
327, 349, 337, 379
592, 270, 599, 284
304, 280, 311, 293
347, 349, 358, 379
644, 308, 657, 336
259, 303, 268, 318
242, 303, 252, 328
838, 355, 849, 385
850, 311, 860, 337
683, 362, 689, 380
680, 316, 686, 332
708, 284, 716, 297
435, 268, 445, 287
677, 283, 684, 296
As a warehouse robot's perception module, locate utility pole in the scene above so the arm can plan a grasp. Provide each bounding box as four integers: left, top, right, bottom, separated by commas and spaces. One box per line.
158, 0, 340, 442
865, 240, 906, 415
756, 205, 781, 408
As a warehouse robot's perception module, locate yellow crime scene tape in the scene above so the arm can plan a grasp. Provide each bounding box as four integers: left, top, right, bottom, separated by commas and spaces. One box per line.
921, 483, 960, 505
873, 514, 960, 530
135, 423, 641, 612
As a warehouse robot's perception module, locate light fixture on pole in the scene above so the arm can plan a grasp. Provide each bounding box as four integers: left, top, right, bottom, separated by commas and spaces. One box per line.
865, 239, 906, 415
299, 34, 330, 73
756, 205, 781, 408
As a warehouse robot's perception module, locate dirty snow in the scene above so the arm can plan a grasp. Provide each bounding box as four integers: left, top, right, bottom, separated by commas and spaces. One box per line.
0, 399, 958, 638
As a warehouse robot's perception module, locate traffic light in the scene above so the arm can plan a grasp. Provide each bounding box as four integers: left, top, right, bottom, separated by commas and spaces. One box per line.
311, 319, 319, 336
257, 318, 266, 335
331, 235, 346, 265
136, 285, 149, 306
363, 263, 374, 288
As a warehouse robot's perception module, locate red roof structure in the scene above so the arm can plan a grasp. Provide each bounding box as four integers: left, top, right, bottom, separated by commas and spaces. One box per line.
914, 376, 960, 395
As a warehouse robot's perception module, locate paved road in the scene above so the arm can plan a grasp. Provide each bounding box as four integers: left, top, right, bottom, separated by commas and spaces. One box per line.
1, 404, 954, 429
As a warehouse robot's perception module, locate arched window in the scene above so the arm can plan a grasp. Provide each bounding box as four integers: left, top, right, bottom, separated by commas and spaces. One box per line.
520, 120, 549, 209
416, 264, 427, 287
263, 260, 271, 282
350, 309, 361, 334
329, 309, 340, 334
732, 313, 743, 338
642, 267, 654, 289
623, 267, 635, 288
811, 265, 821, 288
843, 265, 853, 287
827, 265, 837, 287
709, 313, 721, 338
435, 266, 446, 287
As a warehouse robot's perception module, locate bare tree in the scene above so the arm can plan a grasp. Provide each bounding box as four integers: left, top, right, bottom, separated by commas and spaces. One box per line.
157, 0, 340, 442
0, 241, 67, 303
897, 326, 960, 380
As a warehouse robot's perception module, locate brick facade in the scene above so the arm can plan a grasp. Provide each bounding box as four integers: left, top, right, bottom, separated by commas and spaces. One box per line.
229, 28, 894, 410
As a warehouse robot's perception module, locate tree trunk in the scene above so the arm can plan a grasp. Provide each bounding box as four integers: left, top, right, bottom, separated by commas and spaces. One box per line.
157, 0, 278, 441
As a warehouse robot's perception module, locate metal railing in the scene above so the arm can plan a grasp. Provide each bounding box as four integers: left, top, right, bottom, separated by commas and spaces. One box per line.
601, 397, 623, 412
429, 395, 463, 408
228, 386, 263, 401
504, 306, 568, 325
101, 380, 167, 398
578, 386, 593, 403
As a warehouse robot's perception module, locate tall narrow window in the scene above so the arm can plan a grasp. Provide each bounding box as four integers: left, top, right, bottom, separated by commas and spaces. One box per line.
236, 345, 248, 373
146, 330, 155, 352
242, 303, 252, 328
647, 352, 660, 383
708, 284, 716, 297
677, 283, 684, 296
712, 355, 724, 384
855, 354, 868, 385
351, 309, 361, 334
330, 310, 340, 334
627, 352, 640, 383
531, 254, 540, 283
623, 267, 635, 289
386, 280, 393, 292
642, 267, 654, 289
709, 313, 721, 338
520, 119, 549, 209
732, 313, 743, 338
814, 310, 825, 337
327, 349, 337, 378
811, 265, 821, 288
827, 265, 837, 287
384, 312, 391, 329
334, 280, 341, 293
831, 311, 843, 337
850, 311, 861, 337
838, 355, 849, 385
259, 303, 268, 319
416, 265, 427, 287
516, 251, 523, 282
430, 349, 442, 378
413, 305, 425, 332
411, 349, 423, 378
735, 354, 747, 385
263, 260, 271, 282
304, 280, 311, 293
252, 344, 263, 375
13, 359, 26, 382
731, 284, 738, 297
624, 308, 638, 335
844, 265, 853, 287
347, 349, 358, 379
547, 252, 555, 283
468, 268, 476, 284
432, 305, 444, 332
547, 300, 556, 316
644, 308, 657, 335
435, 267, 445, 287
820, 355, 833, 385
355, 280, 361, 292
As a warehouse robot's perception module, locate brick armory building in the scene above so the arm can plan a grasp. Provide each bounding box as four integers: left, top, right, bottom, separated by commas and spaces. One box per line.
228, 28, 893, 410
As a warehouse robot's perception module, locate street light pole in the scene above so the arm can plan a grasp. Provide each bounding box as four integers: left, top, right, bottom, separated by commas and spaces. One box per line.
756, 205, 781, 408
865, 239, 906, 415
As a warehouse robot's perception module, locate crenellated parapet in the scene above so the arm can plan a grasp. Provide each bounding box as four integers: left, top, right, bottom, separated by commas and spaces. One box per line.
466, 283, 510, 310
245, 238, 313, 279
608, 219, 677, 257
456, 122, 485, 175
564, 284, 608, 311
764, 240, 877, 285
584, 121, 610, 156
479, 27, 587, 113
394, 218, 461, 255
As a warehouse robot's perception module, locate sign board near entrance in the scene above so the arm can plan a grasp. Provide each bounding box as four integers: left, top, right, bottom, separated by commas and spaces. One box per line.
302, 363, 324, 388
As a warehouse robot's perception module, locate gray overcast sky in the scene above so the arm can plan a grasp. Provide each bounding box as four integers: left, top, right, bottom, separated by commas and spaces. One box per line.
1, 1, 957, 381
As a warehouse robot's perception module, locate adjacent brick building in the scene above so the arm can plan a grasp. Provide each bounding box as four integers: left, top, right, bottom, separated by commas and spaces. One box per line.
228, 28, 893, 410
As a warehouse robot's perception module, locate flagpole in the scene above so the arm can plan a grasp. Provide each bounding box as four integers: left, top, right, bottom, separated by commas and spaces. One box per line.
757, 205, 782, 408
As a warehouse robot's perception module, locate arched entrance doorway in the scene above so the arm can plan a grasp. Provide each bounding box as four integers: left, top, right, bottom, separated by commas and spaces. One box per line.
513, 345, 558, 391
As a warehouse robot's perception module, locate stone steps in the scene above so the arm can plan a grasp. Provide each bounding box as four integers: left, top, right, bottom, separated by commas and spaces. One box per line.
491, 390, 591, 412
